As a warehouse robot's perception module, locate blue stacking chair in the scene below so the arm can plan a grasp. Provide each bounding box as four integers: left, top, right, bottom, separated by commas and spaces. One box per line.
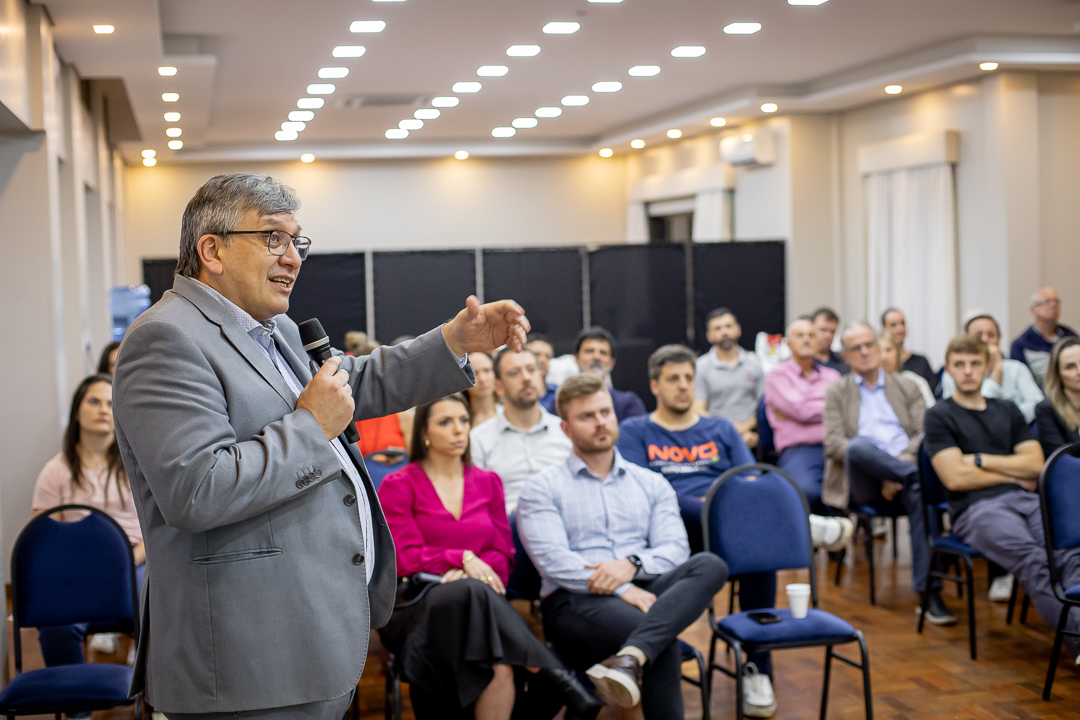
364, 448, 409, 489
755, 397, 777, 464
0, 505, 142, 719
1038, 441, 1080, 699
843, 493, 904, 605
703, 463, 873, 720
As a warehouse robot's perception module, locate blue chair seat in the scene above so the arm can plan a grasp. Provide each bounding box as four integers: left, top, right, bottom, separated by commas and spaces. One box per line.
854, 504, 903, 518
718, 608, 857, 646
932, 533, 979, 556
0, 663, 133, 709
1065, 583, 1080, 602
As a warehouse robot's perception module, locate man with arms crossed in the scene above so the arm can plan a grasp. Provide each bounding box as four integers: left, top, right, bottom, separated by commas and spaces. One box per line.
113, 173, 529, 718
692, 308, 765, 449
519, 374, 727, 719
926, 334, 1080, 660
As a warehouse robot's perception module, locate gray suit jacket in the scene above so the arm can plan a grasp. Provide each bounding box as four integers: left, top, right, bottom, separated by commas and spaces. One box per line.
113, 275, 472, 713
822, 372, 925, 509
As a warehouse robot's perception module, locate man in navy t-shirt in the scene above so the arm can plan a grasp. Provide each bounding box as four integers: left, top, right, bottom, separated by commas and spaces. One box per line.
617, 345, 853, 719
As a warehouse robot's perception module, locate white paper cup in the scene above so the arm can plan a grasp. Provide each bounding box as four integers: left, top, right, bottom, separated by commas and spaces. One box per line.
786, 583, 811, 619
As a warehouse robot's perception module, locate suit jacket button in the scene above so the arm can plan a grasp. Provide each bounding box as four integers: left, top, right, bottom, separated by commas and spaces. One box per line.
352, 553, 365, 565
344, 494, 356, 507
296, 480, 304, 489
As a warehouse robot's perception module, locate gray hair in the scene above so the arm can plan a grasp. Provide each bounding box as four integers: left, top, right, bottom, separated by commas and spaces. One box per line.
176, 173, 301, 278
840, 321, 875, 349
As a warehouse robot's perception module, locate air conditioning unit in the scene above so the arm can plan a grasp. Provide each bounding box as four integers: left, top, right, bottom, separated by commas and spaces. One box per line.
720, 130, 776, 167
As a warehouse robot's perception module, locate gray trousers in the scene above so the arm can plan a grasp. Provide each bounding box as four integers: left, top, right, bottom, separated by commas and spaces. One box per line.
164, 690, 354, 720
953, 491, 1080, 655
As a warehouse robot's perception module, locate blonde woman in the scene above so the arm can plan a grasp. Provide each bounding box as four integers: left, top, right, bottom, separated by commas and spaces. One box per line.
1035, 336, 1080, 458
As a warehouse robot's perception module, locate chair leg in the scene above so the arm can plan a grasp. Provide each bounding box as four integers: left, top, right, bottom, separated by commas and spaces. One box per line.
696, 649, 710, 720
963, 555, 977, 660
1006, 578, 1018, 624
955, 559, 964, 599
866, 526, 876, 605
834, 546, 845, 586
918, 553, 937, 634
1020, 593, 1031, 624
819, 644, 834, 720
857, 630, 874, 720
891, 517, 898, 561
1043, 605, 1070, 700
733, 640, 745, 720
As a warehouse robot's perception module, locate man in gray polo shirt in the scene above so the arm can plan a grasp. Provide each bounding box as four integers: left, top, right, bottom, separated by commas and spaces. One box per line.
471, 346, 573, 514
692, 308, 765, 449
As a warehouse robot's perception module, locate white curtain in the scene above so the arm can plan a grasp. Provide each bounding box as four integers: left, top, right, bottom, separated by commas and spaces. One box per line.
865, 163, 957, 367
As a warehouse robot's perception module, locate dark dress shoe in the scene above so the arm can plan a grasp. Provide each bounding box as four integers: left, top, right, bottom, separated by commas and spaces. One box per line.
917, 591, 958, 626
585, 653, 643, 708
538, 667, 604, 720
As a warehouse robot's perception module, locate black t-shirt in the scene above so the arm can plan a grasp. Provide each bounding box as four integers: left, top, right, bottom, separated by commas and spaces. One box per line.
902, 353, 940, 396
923, 397, 1033, 518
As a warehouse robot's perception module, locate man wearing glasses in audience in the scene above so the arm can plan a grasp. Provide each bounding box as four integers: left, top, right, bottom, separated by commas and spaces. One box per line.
1010, 287, 1077, 387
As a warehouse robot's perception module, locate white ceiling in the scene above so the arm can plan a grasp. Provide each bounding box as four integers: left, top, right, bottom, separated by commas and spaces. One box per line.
40, 0, 1080, 163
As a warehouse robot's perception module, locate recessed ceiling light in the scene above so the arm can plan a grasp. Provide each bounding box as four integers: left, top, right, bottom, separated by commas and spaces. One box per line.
163, 111, 181, 122
142, 157, 156, 167
478, 65, 509, 77
535, 106, 563, 117
543, 21, 580, 34
743, 133, 753, 141
592, 81, 622, 93
561, 95, 590, 106
333, 46, 367, 58
431, 96, 460, 107
275, 130, 299, 141
671, 46, 706, 58
667, 129, 682, 139
351, 21, 386, 33
168, 140, 183, 150
415, 108, 441, 120
165, 127, 182, 137
710, 117, 727, 127
141, 149, 156, 159
297, 98, 325, 109
158, 66, 177, 76
628, 65, 660, 77
512, 117, 538, 128
385, 128, 409, 139
93, 25, 114, 34
307, 84, 336, 95
318, 67, 349, 79
980, 62, 998, 71
281, 121, 306, 132
885, 85, 903, 95
399, 118, 424, 130
630, 139, 645, 149
761, 102, 778, 113
452, 81, 482, 93
289, 110, 315, 122
507, 45, 541, 57
599, 148, 614, 157
301, 153, 316, 163
723, 22, 761, 34
455, 150, 470, 160
788, 0, 828, 5
162, 92, 179, 102
492, 127, 517, 138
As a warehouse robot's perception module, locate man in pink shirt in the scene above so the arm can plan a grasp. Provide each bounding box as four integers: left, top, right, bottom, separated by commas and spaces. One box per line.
765, 318, 842, 513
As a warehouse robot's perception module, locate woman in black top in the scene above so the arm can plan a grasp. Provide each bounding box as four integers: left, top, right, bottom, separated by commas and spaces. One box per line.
1035, 336, 1080, 458
881, 308, 940, 395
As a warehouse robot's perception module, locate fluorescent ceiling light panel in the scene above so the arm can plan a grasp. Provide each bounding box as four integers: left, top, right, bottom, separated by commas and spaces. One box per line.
399, 119, 424, 130
162, 93, 179, 102
93, 25, 114, 34
431, 96, 460, 107
671, 46, 706, 58
168, 140, 183, 150
351, 21, 386, 33
628, 65, 660, 77
452, 82, 482, 93
535, 106, 562, 117
592, 81, 622, 93
543, 21, 580, 34
333, 45, 366, 58
297, 98, 325, 109
512, 117, 538, 129
165, 127, 182, 137
289, 111, 315, 122
281, 121, 306, 131
491, 127, 516, 138
307, 84, 336, 94
414, 108, 441, 120
158, 66, 177, 76
275, 130, 299, 141
163, 112, 181, 122
723, 22, 761, 34
561, 95, 589, 106
478, 65, 509, 77
385, 128, 409, 139
318, 67, 349, 79
507, 45, 541, 57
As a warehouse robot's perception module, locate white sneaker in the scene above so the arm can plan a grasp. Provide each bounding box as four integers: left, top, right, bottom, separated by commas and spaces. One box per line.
809, 515, 854, 551
988, 574, 1014, 603
88, 632, 118, 654
742, 663, 778, 718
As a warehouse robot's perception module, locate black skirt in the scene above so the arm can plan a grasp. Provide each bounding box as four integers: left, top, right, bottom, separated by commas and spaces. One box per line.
379, 578, 562, 718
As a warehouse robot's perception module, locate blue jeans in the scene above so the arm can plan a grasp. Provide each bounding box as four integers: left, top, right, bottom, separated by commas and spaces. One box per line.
38, 562, 145, 666
778, 444, 827, 514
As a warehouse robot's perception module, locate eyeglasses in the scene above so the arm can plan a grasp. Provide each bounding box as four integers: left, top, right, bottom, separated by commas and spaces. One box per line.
1034, 298, 1061, 307
221, 230, 311, 261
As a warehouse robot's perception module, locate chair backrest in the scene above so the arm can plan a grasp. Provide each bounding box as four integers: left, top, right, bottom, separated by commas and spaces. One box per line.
702, 463, 816, 602
364, 449, 409, 489
756, 397, 775, 458
1039, 442, 1080, 595
917, 443, 949, 540
506, 511, 542, 601
10, 505, 137, 671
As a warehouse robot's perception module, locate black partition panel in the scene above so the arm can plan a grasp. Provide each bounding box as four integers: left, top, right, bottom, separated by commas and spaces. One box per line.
693, 241, 785, 354
483, 248, 583, 357
286, 253, 367, 349
373, 250, 476, 343
142, 259, 177, 304
589, 245, 687, 411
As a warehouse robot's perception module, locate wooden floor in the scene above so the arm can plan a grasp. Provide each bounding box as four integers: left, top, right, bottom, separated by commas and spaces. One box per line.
9, 521, 1080, 719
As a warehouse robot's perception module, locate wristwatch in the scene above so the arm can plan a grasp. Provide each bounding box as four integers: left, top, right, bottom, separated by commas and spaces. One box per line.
974, 453, 983, 468
627, 555, 643, 574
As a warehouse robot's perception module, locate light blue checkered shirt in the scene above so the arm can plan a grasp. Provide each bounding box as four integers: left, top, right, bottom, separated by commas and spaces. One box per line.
517, 448, 690, 598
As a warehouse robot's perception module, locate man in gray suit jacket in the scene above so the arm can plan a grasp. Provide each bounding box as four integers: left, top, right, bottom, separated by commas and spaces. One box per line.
112, 173, 530, 717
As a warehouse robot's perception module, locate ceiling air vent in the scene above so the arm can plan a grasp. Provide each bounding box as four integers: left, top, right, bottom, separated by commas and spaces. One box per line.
335, 94, 427, 109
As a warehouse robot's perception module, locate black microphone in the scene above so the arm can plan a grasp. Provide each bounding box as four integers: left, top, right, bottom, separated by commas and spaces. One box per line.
298, 318, 362, 444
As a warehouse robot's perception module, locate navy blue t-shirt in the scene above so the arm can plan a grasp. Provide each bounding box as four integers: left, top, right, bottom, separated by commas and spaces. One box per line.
617, 414, 755, 498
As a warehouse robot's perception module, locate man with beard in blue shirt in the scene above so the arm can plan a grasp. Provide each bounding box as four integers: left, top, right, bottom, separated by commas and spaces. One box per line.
617, 345, 853, 719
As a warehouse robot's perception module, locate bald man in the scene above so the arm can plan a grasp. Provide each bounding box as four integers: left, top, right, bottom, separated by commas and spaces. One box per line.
1010, 287, 1077, 386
